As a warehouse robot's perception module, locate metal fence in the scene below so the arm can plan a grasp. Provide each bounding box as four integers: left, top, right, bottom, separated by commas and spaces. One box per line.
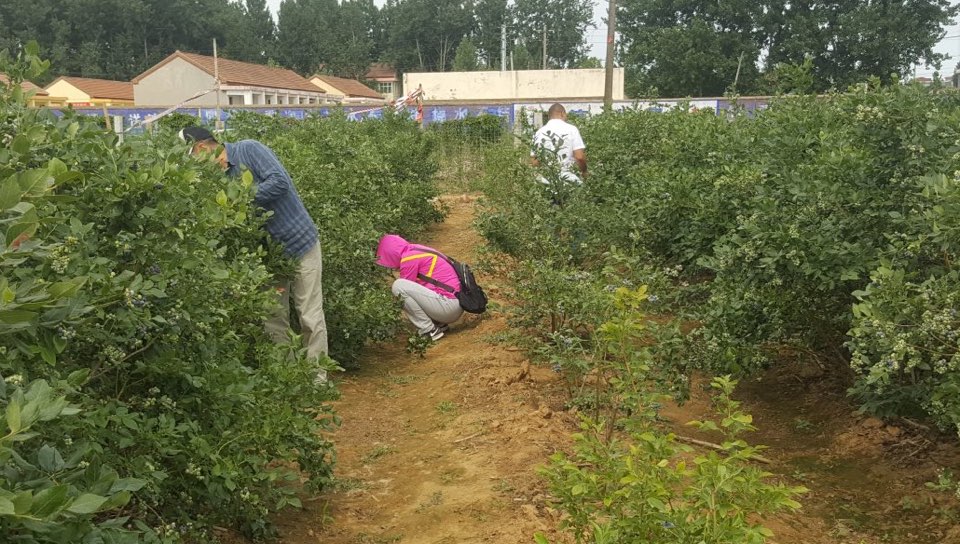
427, 115, 511, 192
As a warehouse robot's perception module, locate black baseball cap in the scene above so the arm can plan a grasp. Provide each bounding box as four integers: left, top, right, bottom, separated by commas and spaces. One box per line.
178, 126, 218, 144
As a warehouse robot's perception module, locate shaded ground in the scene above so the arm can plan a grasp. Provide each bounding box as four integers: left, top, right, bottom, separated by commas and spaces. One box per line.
260, 195, 960, 544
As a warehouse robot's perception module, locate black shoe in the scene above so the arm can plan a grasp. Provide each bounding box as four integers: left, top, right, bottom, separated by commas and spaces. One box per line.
420, 326, 445, 341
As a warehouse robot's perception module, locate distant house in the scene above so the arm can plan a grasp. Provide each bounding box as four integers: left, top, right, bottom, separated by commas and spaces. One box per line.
366, 63, 400, 100
309, 74, 383, 102
0, 74, 66, 107
45, 77, 134, 106
132, 51, 328, 107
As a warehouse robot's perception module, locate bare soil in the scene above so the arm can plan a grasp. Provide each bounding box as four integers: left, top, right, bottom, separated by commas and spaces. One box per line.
256, 195, 960, 544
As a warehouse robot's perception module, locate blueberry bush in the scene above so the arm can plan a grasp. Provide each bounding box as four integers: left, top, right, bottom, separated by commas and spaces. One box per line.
0, 44, 441, 542
477, 82, 960, 440
228, 110, 444, 363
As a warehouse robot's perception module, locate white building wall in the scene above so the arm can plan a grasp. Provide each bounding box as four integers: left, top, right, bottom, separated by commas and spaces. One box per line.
134, 57, 219, 106
403, 69, 626, 101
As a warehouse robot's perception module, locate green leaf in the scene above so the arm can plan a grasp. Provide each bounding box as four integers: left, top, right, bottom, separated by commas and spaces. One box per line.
66, 369, 90, 387
47, 278, 87, 299
12, 490, 33, 515
17, 169, 51, 195
11, 135, 30, 155
99, 490, 132, 511
31, 485, 70, 518
37, 445, 65, 472
0, 496, 15, 516
6, 396, 22, 434
108, 478, 146, 493
0, 175, 20, 210
66, 493, 109, 515
47, 158, 67, 177
533, 533, 550, 544
0, 309, 37, 325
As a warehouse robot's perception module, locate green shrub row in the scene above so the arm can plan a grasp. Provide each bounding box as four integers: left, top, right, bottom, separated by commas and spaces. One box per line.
477, 81, 960, 436
0, 46, 440, 543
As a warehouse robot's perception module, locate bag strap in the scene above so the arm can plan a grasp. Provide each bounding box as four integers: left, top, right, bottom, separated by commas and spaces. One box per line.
411, 248, 458, 293
417, 273, 456, 293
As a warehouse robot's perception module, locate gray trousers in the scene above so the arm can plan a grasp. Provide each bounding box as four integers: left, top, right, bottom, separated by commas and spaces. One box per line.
392, 278, 463, 334
265, 242, 328, 359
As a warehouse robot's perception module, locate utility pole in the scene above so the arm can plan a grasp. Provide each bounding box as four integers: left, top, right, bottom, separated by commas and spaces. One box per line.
542, 24, 548, 70
732, 51, 745, 93
603, 0, 617, 111
213, 38, 223, 132
501, 23, 507, 72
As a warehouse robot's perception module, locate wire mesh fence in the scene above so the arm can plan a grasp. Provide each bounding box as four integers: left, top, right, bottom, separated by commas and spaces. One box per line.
427, 114, 511, 192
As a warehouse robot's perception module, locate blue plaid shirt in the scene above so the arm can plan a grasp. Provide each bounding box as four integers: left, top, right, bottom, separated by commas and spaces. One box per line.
224, 140, 318, 259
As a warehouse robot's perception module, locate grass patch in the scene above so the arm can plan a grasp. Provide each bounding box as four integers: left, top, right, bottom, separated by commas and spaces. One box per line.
361, 444, 397, 464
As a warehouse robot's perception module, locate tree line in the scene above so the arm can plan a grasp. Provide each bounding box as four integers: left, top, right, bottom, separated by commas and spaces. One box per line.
619, 0, 959, 96
0, 0, 956, 97
0, 0, 594, 85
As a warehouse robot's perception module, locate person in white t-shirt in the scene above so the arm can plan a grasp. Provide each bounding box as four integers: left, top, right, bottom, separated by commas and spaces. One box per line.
531, 103, 587, 187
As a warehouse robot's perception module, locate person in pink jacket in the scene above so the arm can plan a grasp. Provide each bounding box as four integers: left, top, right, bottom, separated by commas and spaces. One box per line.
376, 234, 463, 340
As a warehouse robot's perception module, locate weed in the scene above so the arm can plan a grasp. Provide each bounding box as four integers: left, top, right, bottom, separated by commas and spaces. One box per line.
414, 491, 445, 513
435, 400, 458, 415
407, 334, 432, 357
361, 444, 397, 464
793, 417, 816, 432
331, 477, 369, 493
354, 533, 403, 544
439, 468, 465, 484
389, 374, 418, 385
377, 387, 400, 399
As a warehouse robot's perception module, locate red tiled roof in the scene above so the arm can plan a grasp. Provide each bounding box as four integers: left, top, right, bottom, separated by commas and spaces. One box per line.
366, 63, 397, 80
0, 74, 49, 95
49, 76, 133, 100
311, 74, 383, 99
133, 51, 322, 93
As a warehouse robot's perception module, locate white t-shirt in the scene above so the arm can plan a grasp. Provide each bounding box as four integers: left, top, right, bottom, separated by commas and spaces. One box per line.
531, 118, 586, 184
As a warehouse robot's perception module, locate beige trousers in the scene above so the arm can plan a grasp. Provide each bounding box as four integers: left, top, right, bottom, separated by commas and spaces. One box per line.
265, 242, 328, 360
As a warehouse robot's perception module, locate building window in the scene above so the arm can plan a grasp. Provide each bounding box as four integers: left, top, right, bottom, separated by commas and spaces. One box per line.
375, 82, 394, 95
227, 95, 245, 106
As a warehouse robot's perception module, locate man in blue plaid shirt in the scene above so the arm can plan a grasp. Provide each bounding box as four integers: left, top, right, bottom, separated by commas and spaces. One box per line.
181, 127, 329, 381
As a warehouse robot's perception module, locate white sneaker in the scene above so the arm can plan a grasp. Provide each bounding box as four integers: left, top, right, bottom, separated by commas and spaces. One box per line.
420, 326, 445, 341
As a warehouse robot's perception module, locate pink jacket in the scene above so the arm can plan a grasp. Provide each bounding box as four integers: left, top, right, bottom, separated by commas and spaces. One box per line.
376, 234, 461, 299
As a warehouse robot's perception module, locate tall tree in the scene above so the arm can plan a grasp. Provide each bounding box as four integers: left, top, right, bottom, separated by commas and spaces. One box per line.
326, 0, 378, 79
277, 0, 339, 74
473, 0, 510, 68
617, 0, 763, 97
381, 0, 474, 73
453, 38, 480, 70
225, 0, 277, 63
512, 0, 593, 68
617, 0, 959, 97
762, 0, 958, 90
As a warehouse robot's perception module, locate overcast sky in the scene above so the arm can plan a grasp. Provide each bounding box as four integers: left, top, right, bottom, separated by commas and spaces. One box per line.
264, 0, 960, 73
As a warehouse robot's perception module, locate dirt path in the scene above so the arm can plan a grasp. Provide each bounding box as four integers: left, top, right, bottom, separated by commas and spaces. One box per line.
271, 195, 573, 544
266, 195, 960, 544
